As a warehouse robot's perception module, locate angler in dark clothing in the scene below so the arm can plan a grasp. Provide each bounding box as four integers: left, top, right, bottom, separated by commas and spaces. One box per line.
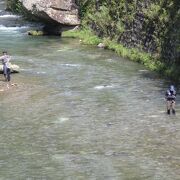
165, 85, 176, 114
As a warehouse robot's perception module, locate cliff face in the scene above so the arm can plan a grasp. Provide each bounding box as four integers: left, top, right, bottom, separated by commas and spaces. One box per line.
19, 0, 80, 25
77, 0, 179, 65
6, 0, 80, 34
118, 0, 179, 64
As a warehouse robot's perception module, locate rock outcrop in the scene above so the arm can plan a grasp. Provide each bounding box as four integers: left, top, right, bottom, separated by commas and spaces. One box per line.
19, 0, 80, 34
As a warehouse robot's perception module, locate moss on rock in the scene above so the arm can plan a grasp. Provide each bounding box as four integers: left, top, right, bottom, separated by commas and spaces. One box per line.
27, 30, 45, 36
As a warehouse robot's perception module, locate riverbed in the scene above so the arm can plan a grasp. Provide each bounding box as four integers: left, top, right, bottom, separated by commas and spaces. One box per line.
0, 1, 179, 179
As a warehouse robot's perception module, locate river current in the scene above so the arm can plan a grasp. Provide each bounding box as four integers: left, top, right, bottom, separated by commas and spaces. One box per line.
0, 1, 179, 179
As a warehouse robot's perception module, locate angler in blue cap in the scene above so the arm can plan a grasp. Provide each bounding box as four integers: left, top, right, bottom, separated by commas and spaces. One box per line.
165, 85, 176, 114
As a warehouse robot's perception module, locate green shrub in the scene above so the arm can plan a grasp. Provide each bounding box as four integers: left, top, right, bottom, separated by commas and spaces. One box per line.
6, 0, 38, 21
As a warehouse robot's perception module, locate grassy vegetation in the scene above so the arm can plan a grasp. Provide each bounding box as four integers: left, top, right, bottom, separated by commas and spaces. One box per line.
63, 28, 102, 45
62, 29, 170, 75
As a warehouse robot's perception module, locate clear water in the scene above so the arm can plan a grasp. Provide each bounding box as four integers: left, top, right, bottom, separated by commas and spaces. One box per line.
0, 1, 179, 179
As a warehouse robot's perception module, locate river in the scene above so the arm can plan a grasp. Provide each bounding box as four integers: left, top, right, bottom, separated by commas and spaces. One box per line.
0, 1, 179, 179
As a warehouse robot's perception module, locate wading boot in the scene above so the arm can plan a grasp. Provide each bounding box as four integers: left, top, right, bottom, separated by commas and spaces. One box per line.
167, 109, 170, 115
172, 109, 176, 115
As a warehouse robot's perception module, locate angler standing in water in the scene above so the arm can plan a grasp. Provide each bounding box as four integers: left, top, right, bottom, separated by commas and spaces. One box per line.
0, 51, 11, 82
165, 85, 176, 115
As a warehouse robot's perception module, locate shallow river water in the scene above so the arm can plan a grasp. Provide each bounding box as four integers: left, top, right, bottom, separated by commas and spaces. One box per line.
0, 1, 179, 180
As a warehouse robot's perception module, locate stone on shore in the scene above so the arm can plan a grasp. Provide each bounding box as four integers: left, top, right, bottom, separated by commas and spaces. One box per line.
97, 43, 106, 48
0, 63, 20, 73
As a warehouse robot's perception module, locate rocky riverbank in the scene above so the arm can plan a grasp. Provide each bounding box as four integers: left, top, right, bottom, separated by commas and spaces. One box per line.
6, 0, 80, 35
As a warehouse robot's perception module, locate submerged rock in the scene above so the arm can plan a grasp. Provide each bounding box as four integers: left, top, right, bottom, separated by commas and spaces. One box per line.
0, 63, 20, 73
28, 30, 45, 36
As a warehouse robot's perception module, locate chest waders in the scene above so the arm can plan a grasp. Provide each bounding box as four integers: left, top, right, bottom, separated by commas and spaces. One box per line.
3, 63, 11, 81
166, 90, 176, 115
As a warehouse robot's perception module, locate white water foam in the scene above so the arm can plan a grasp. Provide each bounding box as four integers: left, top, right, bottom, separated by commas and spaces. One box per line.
147, 115, 160, 118
57, 48, 70, 52
0, 25, 29, 31
139, 69, 149, 72
0, 14, 21, 18
106, 58, 115, 63
37, 71, 46, 74
94, 85, 114, 90
61, 64, 81, 67
54, 117, 69, 124
59, 117, 69, 122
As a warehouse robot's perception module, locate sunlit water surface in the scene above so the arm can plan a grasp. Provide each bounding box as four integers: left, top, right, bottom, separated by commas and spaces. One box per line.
0, 1, 179, 179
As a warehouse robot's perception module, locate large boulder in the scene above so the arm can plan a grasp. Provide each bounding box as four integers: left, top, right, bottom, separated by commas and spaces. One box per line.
19, 0, 80, 34
0, 63, 20, 74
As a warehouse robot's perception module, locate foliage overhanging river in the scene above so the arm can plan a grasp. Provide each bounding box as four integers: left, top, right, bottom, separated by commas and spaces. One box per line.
0, 1, 179, 179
